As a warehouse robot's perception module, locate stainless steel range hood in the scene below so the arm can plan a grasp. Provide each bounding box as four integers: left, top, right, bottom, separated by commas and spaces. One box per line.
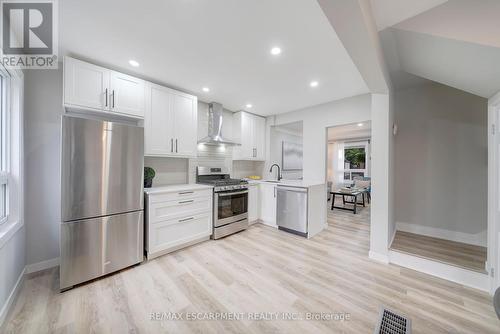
198, 102, 240, 146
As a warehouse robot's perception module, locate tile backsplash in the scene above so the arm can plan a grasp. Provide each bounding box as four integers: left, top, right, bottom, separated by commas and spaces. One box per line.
145, 145, 263, 187
144, 157, 188, 186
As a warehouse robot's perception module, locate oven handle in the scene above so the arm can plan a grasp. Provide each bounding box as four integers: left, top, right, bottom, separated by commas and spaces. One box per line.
217, 190, 249, 197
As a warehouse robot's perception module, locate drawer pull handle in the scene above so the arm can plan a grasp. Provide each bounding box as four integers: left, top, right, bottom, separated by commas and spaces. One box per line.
179, 217, 194, 222
179, 191, 194, 195
178, 200, 194, 204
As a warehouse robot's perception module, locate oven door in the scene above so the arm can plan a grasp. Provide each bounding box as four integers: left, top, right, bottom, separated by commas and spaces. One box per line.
214, 190, 248, 227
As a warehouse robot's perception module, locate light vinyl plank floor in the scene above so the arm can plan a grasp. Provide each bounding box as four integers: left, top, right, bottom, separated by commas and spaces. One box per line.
2, 202, 499, 333
390, 230, 487, 272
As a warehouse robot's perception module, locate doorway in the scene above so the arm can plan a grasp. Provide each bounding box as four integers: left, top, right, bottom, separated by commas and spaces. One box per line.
326, 121, 372, 253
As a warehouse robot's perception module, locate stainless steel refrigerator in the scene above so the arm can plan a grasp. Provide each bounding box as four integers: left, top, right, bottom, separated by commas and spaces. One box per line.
60, 115, 144, 290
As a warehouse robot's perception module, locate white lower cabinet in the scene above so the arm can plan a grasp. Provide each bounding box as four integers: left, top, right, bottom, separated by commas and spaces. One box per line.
248, 184, 260, 223
145, 186, 213, 259
259, 183, 277, 227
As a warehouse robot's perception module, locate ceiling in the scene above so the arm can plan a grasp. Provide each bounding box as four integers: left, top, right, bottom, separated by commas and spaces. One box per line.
59, 0, 369, 116
394, 0, 500, 48
328, 122, 371, 142
370, 0, 449, 31
378, 0, 500, 98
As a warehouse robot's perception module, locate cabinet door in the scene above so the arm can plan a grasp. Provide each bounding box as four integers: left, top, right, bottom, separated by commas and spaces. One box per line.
172, 92, 198, 157
248, 184, 260, 222
254, 116, 266, 160
149, 213, 211, 255
64, 57, 109, 111
259, 184, 276, 226
144, 84, 175, 156
241, 112, 255, 159
109, 71, 145, 118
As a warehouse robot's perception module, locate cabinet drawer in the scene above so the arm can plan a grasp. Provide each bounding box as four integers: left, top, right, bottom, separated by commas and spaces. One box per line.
149, 196, 212, 222
148, 189, 212, 203
149, 213, 211, 254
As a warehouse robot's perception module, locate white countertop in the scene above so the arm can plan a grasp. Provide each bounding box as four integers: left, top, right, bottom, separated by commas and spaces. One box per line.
144, 183, 213, 194
245, 179, 325, 188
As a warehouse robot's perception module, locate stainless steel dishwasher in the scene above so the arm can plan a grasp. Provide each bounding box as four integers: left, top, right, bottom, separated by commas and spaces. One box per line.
276, 186, 308, 237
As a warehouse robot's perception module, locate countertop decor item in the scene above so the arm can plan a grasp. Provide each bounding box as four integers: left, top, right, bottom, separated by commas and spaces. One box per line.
144, 167, 156, 188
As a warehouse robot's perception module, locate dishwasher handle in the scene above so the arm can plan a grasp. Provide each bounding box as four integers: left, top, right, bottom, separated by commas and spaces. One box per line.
277, 186, 307, 193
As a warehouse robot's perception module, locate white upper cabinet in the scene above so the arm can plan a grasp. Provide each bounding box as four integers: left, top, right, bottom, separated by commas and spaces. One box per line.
172, 92, 198, 157
144, 83, 198, 158
233, 111, 266, 161
64, 57, 145, 119
144, 84, 174, 156
109, 71, 145, 118
254, 116, 266, 160
64, 57, 109, 111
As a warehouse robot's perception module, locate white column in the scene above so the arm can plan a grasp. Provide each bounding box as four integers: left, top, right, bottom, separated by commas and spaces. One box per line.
369, 93, 393, 262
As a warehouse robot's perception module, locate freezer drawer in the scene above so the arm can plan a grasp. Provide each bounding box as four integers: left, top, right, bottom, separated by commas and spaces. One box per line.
276, 186, 308, 236
60, 211, 143, 290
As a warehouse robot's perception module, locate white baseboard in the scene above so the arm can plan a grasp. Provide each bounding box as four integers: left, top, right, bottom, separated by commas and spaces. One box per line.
369, 250, 389, 264
25, 257, 59, 274
396, 222, 486, 247
0, 267, 25, 328
260, 221, 278, 229
389, 228, 396, 247
389, 250, 490, 292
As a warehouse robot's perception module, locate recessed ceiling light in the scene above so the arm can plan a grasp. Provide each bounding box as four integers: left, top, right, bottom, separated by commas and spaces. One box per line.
270, 47, 281, 55
128, 60, 139, 67
310, 81, 319, 87
246, 104, 253, 108
357, 123, 363, 127
202, 87, 210, 92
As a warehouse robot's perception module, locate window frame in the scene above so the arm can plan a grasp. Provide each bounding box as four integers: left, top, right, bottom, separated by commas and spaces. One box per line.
0, 66, 11, 225
343, 141, 369, 182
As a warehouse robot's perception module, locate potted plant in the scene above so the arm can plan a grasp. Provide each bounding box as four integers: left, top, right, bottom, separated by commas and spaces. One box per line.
144, 167, 156, 188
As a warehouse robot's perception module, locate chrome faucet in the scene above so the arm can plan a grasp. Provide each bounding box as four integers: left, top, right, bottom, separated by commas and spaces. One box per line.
269, 164, 282, 181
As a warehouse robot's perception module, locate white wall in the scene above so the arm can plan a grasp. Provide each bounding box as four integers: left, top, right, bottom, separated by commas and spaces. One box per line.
24, 68, 63, 266
394, 82, 488, 246
269, 127, 303, 180
271, 94, 372, 183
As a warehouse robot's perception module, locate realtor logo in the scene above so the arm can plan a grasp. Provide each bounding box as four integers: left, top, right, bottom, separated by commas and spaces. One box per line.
0, 0, 58, 68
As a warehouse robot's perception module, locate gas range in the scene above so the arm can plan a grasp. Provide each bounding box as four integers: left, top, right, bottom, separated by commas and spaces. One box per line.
201, 179, 248, 192
196, 166, 249, 239
196, 167, 248, 193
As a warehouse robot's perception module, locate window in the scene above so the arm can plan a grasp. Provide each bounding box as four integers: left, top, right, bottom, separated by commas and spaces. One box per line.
0, 69, 9, 224
343, 142, 369, 181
